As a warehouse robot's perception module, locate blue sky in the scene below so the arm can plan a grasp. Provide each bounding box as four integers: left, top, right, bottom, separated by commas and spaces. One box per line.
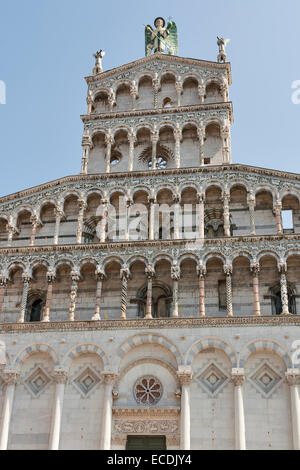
0, 0, 299, 197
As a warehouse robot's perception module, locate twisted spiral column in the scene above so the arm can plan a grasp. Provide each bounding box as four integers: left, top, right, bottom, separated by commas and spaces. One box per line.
18, 274, 31, 323
224, 265, 233, 317
68, 272, 80, 321
152, 73, 159, 109
222, 192, 231, 237
120, 266, 130, 320
279, 264, 289, 314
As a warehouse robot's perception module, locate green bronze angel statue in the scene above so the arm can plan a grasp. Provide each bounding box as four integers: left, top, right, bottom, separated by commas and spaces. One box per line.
145, 17, 178, 56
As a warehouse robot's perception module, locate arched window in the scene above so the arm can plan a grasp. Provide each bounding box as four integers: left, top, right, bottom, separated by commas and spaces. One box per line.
25, 290, 46, 322
163, 97, 172, 108
135, 282, 172, 318
27, 299, 43, 322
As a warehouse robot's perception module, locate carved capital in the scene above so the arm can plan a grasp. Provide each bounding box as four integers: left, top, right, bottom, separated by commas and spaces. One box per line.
151, 130, 159, 144
171, 262, 181, 281
197, 124, 205, 140
145, 264, 155, 278
177, 367, 193, 386
95, 265, 106, 281
250, 263, 260, 276
78, 199, 87, 211
197, 263, 207, 278
224, 264, 232, 276
2, 369, 19, 385
175, 76, 183, 94
70, 270, 80, 283
278, 262, 287, 274
130, 80, 138, 97
102, 371, 117, 386
172, 192, 181, 203
120, 265, 130, 280
197, 192, 205, 203
231, 368, 245, 386
285, 369, 300, 386
173, 125, 182, 142
30, 214, 40, 227
46, 270, 56, 284
22, 273, 31, 284
0, 275, 8, 288
105, 129, 114, 146
128, 128, 137, 144
53, 367, 68, 384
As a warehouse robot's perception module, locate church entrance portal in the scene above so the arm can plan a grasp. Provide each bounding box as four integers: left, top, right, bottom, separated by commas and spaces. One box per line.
125, 435, 167, 450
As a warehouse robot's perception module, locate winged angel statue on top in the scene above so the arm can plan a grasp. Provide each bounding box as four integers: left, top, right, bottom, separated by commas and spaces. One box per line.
145, 17, 178, 56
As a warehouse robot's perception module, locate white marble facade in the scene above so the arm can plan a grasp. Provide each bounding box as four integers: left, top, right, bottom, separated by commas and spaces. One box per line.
0, 38, 300, 450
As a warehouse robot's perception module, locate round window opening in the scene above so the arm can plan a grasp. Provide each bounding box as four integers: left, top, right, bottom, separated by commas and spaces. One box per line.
110, 156, 120, 166
134, 376, 163, 406
148, 156, 167, 170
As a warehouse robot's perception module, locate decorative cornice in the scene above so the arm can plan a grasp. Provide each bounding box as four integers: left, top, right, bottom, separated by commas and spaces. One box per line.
1, 163, 300, 207
1, 163, 300, 204
0, 233, 299, 256
81, 102, 233, 122
85, 53, 232, 84
112, 406, 180, 417
1, 315, 300, 333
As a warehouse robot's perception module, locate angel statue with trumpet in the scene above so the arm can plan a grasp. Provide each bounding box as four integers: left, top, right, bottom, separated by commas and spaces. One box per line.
145, 17, 178, 56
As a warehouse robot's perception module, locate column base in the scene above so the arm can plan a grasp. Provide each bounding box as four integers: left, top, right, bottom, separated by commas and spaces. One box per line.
91, 314, 101, 321
144, 314, 153, 319
41, 317, 50, 323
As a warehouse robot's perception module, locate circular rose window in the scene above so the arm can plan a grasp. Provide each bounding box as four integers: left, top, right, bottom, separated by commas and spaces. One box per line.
134, 376, 163, 405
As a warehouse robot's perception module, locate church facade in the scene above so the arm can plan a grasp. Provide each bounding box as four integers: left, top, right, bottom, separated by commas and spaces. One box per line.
0, 20, 300, 450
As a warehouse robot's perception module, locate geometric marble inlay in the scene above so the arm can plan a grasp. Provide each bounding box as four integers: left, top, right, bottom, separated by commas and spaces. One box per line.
24, 366, 51, 398
196, 362, 229, 396
249, 362, 282, 397
73, 366, 101, 397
